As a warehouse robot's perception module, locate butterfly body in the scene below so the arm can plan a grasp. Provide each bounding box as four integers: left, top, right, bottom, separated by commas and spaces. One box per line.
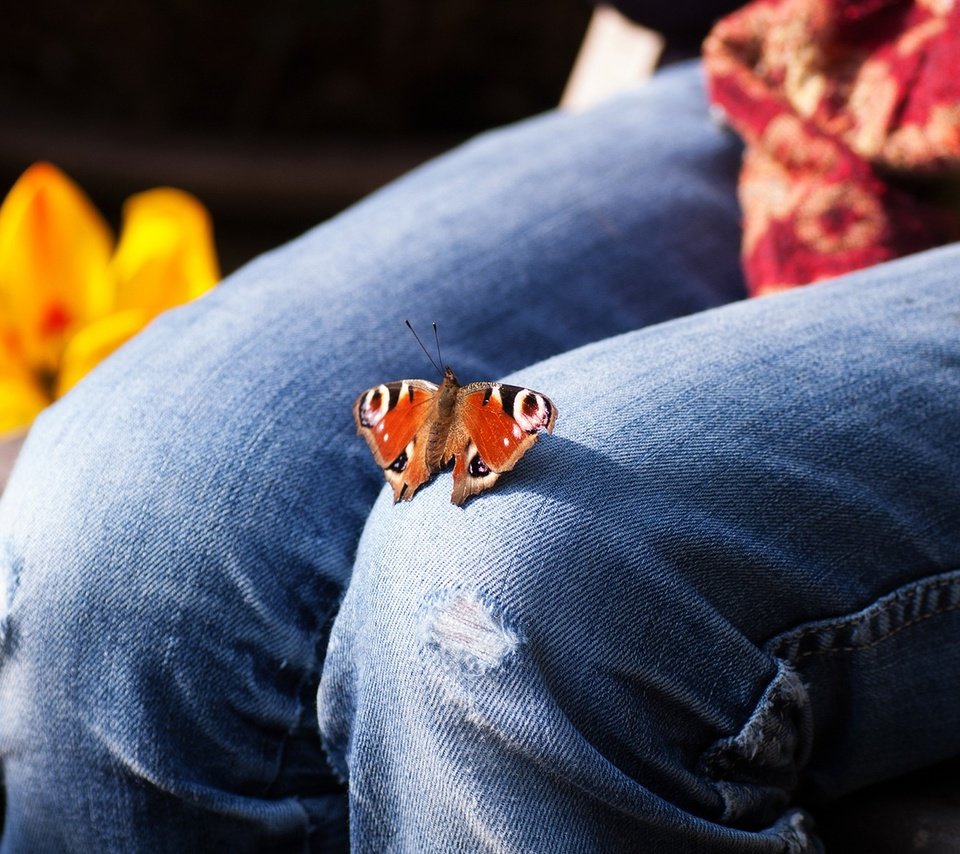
355, 366, 556, 505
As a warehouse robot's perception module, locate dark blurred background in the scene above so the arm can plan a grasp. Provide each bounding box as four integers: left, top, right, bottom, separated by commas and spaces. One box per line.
0, 0, 596, 274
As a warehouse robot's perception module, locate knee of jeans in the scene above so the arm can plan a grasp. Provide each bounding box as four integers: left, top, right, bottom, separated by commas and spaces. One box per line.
0, 403, 336, 807
320, 474, 814, 834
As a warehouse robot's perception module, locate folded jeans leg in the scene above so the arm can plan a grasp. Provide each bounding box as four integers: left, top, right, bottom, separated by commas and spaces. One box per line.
319, 244, 960, 852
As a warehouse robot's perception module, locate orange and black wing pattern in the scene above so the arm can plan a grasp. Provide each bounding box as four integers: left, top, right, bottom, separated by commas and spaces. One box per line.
355, 379, 438, 502
450, 383, 556, 505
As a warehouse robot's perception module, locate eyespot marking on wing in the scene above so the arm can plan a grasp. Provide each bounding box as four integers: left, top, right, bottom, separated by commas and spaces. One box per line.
388, 449, 408, 472
387, 439, 416, 473
467, 447, 490, 478
513, 390, 553, 433
359, 384, 391, 427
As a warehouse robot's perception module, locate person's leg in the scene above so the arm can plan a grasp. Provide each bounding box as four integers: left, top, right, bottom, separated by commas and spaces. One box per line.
319, 243, 960, 853
0, 61, 744, 850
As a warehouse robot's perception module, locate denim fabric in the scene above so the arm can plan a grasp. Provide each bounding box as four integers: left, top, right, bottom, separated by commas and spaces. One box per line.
318, 252, 960, 852
1, 59, 959, 852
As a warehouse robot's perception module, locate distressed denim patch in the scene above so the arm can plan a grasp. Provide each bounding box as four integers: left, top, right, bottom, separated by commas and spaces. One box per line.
700, 660, 813, 823
420, 588, 521, 675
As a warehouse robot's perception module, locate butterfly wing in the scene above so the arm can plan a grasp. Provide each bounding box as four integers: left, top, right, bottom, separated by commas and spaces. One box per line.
449, 382, 557, 505
355, 379, 439, 502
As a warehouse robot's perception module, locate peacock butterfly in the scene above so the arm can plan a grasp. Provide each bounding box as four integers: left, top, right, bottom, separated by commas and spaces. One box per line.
354, 323, 557, 505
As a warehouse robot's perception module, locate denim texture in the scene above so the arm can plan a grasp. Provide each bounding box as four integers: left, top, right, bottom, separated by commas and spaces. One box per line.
1, 61, 959, 852
320, 256, 960, 851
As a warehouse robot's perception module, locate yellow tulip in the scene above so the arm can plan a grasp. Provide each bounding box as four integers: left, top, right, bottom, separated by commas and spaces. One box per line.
0, 163, 220, 436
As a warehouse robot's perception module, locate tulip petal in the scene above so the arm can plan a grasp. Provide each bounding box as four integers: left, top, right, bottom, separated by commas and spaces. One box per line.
0, 364, 48, 434
0, 163, 114, 378
111, 188, 220, 320
56, 308, 147, 397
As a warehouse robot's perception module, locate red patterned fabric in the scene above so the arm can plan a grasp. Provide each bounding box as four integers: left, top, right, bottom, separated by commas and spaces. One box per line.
703, 0, 960, 296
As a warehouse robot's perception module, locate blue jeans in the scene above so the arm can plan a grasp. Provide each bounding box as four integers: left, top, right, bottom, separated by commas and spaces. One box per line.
1, 61, 959, 852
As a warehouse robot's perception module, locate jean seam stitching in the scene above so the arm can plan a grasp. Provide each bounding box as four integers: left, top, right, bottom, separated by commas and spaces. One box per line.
783, 598, 960, 661
767, 569, 960, 662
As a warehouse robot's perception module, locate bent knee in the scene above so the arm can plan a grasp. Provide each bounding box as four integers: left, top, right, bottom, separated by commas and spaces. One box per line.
0, 424, 327, 802
320, 486, 817, 849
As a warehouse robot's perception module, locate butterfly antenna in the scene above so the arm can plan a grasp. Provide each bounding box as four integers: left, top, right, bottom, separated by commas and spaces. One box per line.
432, 322, 444, 372
405, 319, 443, 378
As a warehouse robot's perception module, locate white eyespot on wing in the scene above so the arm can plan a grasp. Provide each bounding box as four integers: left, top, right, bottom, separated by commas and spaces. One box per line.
359, 384, 391, 427
513, 390, 553, 433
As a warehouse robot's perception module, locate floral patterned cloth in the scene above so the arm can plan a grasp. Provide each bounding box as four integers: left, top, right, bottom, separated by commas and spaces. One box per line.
704, 0, 960, 295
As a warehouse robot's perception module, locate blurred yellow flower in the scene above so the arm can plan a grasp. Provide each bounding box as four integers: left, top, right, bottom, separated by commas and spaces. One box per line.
0, 162, 220, 435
